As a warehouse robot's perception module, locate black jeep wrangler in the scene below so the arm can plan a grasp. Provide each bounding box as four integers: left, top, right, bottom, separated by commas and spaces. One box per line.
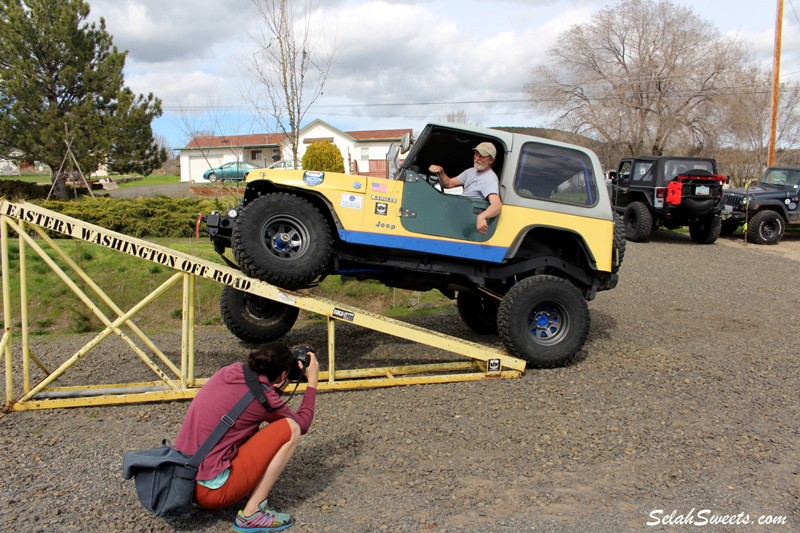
609, 156, 727, 244
720, 166, 800, 244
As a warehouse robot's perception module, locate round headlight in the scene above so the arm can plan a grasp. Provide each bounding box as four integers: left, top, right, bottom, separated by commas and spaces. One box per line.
227, 208, 239, 218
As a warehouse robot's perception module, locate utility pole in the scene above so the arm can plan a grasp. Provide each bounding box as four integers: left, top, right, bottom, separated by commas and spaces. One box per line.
768, 0, 784, 166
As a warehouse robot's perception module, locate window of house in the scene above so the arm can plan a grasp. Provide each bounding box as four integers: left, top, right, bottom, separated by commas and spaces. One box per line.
360, 147, 370, 161
251, 150, 262, 161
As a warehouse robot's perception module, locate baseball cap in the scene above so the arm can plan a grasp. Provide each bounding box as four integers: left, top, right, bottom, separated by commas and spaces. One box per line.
473, 142, 497, 159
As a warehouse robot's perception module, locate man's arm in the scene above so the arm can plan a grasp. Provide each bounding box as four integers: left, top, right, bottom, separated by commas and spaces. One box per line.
476, 193, 502, 234
428, 164, 461, 189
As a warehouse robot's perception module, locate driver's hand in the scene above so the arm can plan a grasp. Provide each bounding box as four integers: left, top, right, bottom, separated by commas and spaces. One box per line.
476, 214, 489, 234
428, 164, 442, 174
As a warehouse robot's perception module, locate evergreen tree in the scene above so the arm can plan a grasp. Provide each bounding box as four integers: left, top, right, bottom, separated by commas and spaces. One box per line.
0, 0, 166, 196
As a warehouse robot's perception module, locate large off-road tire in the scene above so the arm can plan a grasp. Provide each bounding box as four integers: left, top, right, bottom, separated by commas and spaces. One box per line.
497, 275, 590, 368
457, 291, 499, 334
612, 213, 626, 273
689, 216, 722, 244
720, 218, 740, 236
233, 193, 332, 289
220, 285, 299, 344
747, 210, 784, 245
623, 202, 653, 242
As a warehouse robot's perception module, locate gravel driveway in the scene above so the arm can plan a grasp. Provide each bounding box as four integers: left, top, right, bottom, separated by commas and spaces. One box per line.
1, 230, 798, 532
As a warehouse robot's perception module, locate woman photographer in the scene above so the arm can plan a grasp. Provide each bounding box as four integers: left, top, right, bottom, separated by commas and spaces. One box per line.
174, 341, 319, 532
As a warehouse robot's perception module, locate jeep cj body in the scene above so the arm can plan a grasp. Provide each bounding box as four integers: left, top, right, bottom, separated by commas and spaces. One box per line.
205, 123, 624, 367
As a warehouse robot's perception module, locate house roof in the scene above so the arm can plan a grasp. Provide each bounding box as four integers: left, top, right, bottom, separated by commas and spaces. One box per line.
182, 121, 413, 150
348, 129, 413, 141
184, 133, 286, 149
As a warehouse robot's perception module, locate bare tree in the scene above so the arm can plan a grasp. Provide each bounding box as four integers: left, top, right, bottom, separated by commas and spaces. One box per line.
247, 0, 333, 167
524, 0, 747, 162
445, 109, 468, 124
717, 66, 800, 179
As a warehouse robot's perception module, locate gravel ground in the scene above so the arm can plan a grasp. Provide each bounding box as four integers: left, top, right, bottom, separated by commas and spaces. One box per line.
1, 230, 798, 532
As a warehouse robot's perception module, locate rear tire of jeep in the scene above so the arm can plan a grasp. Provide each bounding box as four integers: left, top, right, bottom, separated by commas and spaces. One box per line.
220, 285, 299, 344
497, 275, 589, 368
457, 291, 499, 334
689, 216, 721, 244
623, 202, 652, 242
612, 213, 626, 272
747, 210, 784, 245
720, 218, 740, 236
233, 193, 332, 289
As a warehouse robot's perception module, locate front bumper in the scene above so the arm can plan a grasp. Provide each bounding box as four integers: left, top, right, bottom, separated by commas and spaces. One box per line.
204, 211, 235, 253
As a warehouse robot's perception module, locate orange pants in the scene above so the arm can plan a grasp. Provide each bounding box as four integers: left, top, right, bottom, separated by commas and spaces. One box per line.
195, 418, 292, 509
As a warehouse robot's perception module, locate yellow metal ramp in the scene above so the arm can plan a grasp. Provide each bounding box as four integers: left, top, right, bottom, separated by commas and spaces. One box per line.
1, 199, 525, 412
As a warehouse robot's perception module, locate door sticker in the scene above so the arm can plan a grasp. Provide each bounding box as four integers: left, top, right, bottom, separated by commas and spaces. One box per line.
340, 194, 363, 210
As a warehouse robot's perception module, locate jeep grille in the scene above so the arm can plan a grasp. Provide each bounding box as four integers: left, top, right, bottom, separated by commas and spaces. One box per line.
723, 193, 745, 207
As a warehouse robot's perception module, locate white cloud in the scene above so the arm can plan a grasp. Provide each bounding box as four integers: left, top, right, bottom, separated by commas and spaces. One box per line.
81, 0, 800, 146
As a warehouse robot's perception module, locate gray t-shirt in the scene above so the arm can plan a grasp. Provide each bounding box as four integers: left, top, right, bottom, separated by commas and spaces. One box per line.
456, 167, 499, 200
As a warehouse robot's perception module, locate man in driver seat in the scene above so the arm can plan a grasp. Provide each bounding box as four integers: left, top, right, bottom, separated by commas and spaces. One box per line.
428, 142, 502, 234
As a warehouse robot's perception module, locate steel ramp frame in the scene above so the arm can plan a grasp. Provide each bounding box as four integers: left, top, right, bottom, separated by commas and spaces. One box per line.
0, 199, 525, 412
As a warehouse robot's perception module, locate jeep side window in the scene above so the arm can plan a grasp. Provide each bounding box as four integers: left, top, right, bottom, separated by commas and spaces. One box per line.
618, 162, 632, 182
514, 142, 597, 206
632, 162, 653, 182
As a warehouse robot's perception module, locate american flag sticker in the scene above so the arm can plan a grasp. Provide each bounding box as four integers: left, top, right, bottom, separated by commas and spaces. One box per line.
371, 182, 387, 193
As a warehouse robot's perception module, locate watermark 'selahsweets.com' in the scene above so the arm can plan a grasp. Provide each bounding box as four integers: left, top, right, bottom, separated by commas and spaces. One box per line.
647, 508, 788, 527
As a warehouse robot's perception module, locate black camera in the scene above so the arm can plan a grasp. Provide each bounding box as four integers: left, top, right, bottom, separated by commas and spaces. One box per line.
287, 345, 313, 381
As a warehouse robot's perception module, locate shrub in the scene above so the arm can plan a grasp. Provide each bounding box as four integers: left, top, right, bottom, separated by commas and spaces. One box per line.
0, 179, 48, 200
34, 197, 224, 238
302, 141, 345, 173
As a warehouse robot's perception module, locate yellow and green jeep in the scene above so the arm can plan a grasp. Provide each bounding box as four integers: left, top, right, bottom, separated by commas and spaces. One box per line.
205, 122, 624, 367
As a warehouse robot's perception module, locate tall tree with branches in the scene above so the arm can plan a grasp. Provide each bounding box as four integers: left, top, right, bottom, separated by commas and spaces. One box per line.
0, 0, 165, 197
248, 0, 333, 167
524, 0, 747, 162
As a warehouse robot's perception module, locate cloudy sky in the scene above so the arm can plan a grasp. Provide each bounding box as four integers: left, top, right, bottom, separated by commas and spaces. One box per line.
85, 0, 800, 149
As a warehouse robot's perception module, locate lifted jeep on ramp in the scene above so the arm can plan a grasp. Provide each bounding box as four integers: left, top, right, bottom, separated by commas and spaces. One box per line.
205, 122, 624, 367
609, 156, 726, 244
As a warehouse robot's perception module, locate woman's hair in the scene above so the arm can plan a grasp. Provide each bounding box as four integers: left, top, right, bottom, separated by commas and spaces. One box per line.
248, 342, 293, 382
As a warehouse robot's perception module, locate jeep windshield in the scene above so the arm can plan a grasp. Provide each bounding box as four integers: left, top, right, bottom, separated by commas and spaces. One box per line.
761, 168, 800, 189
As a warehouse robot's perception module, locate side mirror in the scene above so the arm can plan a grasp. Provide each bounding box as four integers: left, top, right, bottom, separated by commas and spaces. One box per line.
400, 132, 411, 154
386, 144, 400, 179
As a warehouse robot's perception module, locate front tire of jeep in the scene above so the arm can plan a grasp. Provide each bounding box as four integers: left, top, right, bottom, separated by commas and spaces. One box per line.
623, 202, 653, 242
220, 285, 299, 344
689, 216, 722, 244
747, 210, 784, 245
457, 291, 499, 334
233, 193, 332, 289
497, 275, 590, 368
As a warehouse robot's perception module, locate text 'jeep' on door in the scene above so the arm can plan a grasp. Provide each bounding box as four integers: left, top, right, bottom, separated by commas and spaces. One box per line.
609, 156, 727, 244
720, 166, 800, 244
205, 123, 625, 368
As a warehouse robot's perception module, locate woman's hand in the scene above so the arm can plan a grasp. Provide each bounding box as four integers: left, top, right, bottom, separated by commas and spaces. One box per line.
303, 352, 320, 388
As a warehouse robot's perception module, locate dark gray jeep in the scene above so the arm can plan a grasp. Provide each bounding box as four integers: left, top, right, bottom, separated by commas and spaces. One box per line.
720, 166, 800, 244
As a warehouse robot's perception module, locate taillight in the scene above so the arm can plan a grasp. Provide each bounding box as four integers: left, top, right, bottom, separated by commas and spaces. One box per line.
654, 187, 666, 208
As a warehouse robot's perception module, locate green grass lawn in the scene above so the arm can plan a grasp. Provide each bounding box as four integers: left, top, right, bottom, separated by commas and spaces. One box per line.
5, 173, 181, 188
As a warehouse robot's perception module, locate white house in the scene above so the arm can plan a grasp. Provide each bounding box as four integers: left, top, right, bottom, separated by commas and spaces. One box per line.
178, 119, 413, 182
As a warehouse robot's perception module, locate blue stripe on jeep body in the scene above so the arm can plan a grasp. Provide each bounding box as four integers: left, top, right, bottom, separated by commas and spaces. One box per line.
338, 230, 508, 263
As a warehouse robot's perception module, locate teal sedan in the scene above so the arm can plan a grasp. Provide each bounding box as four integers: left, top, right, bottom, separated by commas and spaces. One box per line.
204, 161, 259, 182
